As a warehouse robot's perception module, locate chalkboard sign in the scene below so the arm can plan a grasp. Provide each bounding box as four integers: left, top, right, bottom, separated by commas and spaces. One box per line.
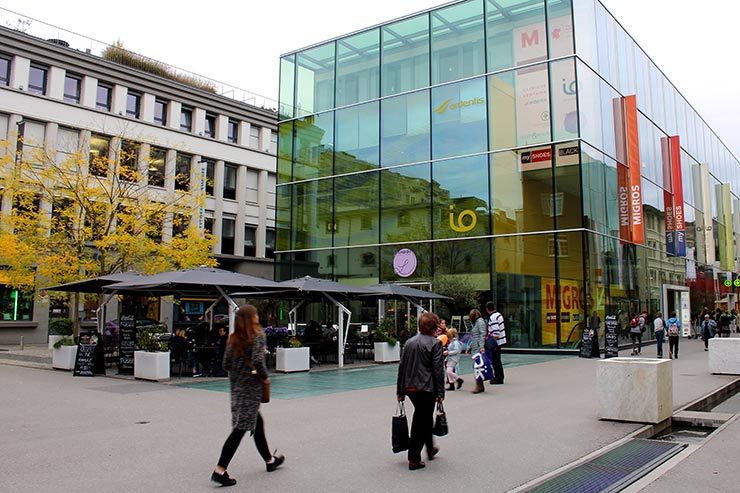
579, 326, 593, 358
604, 314, 619, 359
118, 315, 136, 374
73, 331, 105, 377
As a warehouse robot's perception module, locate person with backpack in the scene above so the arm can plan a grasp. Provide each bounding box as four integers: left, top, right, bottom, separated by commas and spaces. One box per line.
629, 312, 643, 355
701, 314, 717, 351
666, 311, 681, 359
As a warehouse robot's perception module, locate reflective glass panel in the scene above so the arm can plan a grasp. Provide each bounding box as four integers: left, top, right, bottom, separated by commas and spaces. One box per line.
486, 0, 546, 72
293, 112, 334, 181
279, 55, 295, 120
431, 77, 487, 160
550, 59, 578, 142
333, 247, 380, 284
335, 101, 379, 175
380, 243, 432, 282
432, 154, 490, 239
276, 184, 291, 252
431, 0, 485, 85
381, 13, 430, 97
380, 163, 431, 243
295, 43, 335, 116
547, 0, 574, 58
148, 146, 166, 187
292, 179, 333, 250
433, 238, 491, 290
336, 29, 379, 107
335, 172, 379, 247
554, 141, 582, 230
381, 90, 430, 167
277, 122, 293, 184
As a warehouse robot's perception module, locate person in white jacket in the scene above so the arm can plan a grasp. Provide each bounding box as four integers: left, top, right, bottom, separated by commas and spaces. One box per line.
444, 329, 464, 391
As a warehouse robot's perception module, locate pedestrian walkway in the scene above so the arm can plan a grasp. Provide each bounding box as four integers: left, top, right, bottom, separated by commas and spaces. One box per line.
179, 352, 569, 399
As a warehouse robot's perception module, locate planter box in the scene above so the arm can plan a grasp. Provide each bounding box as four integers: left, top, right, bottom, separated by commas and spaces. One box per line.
134, 350, 171, 382
709, 338, 740, 374
597, 358, 672, 424
275, 347, 310, 373
52, 345, 77, 370
374, 342, 400, 363
48, 335, 66, 351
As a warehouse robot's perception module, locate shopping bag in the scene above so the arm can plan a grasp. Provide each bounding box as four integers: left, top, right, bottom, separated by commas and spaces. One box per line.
392, 401, 409, 453
433, 401, 448, 437
472, 352, 493, 381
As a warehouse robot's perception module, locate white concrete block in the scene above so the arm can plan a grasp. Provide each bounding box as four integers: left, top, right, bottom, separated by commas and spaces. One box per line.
134, 350, 170, 381
374, 342, 400, 363
52, 345, 77, 370
709, 338, 740, 375
276, 347, 310, 372
597, 357, 672, 423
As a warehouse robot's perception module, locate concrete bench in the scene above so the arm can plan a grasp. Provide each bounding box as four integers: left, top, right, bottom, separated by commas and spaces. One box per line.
597, 357, 672, 423
709, 338, 740, 375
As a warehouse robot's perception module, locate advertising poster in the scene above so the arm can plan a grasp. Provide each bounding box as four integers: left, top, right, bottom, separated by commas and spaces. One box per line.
542, 277, 585, 347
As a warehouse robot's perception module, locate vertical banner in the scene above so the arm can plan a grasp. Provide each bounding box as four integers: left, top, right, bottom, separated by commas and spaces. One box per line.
700, 165, 716, 264
718, 183, 734, 271
661, 137, 676, 255
668, 136, 686, 256
624, 96, 644, 244
613, 97, 631, 243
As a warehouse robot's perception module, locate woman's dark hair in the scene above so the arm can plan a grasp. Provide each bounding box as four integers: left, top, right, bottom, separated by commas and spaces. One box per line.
228, 304, 261, 357
670, 311, 677, 318
418, 312, 439, 335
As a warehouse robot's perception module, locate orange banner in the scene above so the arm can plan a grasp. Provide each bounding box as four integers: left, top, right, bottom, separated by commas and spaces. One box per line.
624, 95, 644, 244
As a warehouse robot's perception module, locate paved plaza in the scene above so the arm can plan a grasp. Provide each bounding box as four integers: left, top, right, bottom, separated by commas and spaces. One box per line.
1, 339, 738, 492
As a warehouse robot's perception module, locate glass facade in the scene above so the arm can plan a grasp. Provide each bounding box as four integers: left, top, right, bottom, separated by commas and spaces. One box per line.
277, 0, 740, 348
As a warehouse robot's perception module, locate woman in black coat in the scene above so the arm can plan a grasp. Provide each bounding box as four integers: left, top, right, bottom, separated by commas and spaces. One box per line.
211, 305, 284, 487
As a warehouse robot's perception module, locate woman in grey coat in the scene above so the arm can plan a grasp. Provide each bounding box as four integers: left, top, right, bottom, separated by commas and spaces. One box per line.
468, 309, 487, 394
211, 305, 284, 487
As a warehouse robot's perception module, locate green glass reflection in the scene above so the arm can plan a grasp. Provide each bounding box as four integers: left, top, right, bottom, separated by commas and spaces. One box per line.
334, 172, 379, 247
279, 55, 295, 121
380, 163, 431, 243
276, 184, 291, 251
275, 253, 293, 281
333, 247, 380, 284
381, 90, 430, 167
335, 101, 379, 175
380, 243, 432, 282
293, 249, 333, 279
550, 59, 579, 142
431, 77, 487, 160
490, 147, 553, 234
431, 0, 485, 85
293, 112, 334, 181
336, 29, 379, 107
295, 43, 335, 116
556, 230, 586, 347
381, 13, 430, 97
277, 122, 293, 184
292, 179, 333, 250
485, 0, 546, 72
488, 63, 551, 151
433, 238, 491, 290
580, 143, 611, 235
554, 141, 582, 229
432, 155, 490, 239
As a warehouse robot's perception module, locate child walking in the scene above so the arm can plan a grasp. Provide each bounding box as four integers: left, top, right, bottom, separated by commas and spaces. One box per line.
443, 329, 464, 391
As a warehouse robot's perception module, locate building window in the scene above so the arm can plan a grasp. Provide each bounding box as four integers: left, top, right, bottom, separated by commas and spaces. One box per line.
126, 91, 141, 118
265, 228, 275, 258
221, 217, 235, 255
119, 140, 140, 181
180, 107, 192, 132
175, 153, 191, 191
63, 74, 81, 104
89, 134, 110, 177
360, 214, 372, 230
204, 113, 216, 138
249, 126, 260, 148
28, 64, 47, 95
361, 252, 376, 267
96, 83, 112, 111
154, 99, 167, 125
227, 119, 238, 143
202, 159, 214, 196
398, 211, 410, 226
547, 236, 569, 257
204, 217, 213, 235
148, 146, 166, 187
172, 214, 188, 238
223, 164, 237, 200
0, 285, 34, 321
0, 55, 10, 86
244, 225, 256, 257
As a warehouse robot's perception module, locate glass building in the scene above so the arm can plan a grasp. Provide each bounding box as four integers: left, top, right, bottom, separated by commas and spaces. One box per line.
276, 0, 740, 349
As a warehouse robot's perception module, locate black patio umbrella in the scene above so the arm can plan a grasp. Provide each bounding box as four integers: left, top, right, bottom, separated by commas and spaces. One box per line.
362, 283, 450, 301
45, 271, 142, 294
276, 276, 378, 297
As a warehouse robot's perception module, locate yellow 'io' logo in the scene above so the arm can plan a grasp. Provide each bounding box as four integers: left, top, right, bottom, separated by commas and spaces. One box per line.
449, 205, 477, 233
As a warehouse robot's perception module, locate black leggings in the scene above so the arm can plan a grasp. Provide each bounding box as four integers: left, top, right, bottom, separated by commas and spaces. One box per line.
217, 413, 271, 469
407, 392, 436, 463
669, 336, 679, 358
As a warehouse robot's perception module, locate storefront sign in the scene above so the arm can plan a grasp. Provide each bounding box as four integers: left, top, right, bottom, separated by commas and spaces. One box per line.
669, 136, 686, 256
542, 277, 584, 346
448, 205, 477, 233
604, 314, 619, 359
393, 249, 417, 278
624, 95, 644, 244
73, 331, 105, 377
718, 183, 734, 271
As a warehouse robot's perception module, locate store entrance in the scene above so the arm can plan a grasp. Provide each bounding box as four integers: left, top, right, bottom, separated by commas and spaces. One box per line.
663, 285, 691, 337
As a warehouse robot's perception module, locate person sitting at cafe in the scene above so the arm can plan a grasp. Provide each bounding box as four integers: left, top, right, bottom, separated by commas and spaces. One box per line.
210, 325, 229, 377
304, 320, 322, 364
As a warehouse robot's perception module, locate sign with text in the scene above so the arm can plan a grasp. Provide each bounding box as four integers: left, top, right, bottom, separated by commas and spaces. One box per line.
118, 315, 136, 374
542, 277, 585, 346
624, 95, 644, 244
604, 314, 619, 359
669, 136, 686, 257
73, 331, 105, 377
579, 326, 594, 358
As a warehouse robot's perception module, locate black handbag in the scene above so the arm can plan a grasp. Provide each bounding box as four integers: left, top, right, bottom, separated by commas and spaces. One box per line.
392, 401, 409, 453
433, 401, 448, 437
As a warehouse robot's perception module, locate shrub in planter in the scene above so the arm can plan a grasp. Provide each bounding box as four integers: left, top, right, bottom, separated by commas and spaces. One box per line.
53, 336, 76, 349
374, 318, 397, 347
49, 318, 74, 336
137, 326, 168, 352
288, 337, 303, 348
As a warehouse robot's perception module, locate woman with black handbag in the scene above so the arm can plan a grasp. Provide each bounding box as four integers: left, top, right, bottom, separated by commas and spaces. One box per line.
211, 305, 284, 487
396, 311, 446, 471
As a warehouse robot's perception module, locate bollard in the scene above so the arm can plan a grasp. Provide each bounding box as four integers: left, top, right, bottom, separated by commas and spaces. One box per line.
20, 336, 24, 351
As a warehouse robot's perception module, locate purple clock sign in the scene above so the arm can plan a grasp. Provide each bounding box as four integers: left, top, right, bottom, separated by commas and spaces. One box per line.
393, 248, 417, 278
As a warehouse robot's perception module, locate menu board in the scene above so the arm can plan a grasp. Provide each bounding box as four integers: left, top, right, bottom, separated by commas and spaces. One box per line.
73, 331, 105, 377
579, 326, 593, 359
604, 314, 619, 359
118, 315, 136, 374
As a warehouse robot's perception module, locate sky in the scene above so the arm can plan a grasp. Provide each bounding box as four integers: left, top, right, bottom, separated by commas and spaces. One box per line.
2, 0, 738, 158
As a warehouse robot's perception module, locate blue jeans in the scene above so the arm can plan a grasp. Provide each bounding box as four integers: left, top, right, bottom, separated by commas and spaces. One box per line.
655, 330, 664, 357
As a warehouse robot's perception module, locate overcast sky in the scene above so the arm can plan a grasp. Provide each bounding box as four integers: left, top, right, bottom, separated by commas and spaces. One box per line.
2, 0, 738, 159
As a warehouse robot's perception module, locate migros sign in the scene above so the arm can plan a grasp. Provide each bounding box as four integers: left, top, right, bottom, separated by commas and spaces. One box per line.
433, 97, 485, 115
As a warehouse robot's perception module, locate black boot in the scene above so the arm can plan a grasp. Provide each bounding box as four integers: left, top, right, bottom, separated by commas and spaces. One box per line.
446, 384, 455, 391
456, 378, 464, 389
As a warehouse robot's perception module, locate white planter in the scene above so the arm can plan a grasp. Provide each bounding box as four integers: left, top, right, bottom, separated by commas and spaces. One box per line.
374, 342, 400, 363
709, 338, 740, 374
276, 347, 310, 372
52, 345, 77, 370
597, 358, 672, 424
134, 350, 171, 382
48, 335, 66, 350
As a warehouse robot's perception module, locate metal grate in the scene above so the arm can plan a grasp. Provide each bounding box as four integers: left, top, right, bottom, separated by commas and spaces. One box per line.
528, 439, 686, 493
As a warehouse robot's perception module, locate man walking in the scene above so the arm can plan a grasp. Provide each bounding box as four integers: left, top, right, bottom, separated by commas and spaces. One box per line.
485, 301, 506, 385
